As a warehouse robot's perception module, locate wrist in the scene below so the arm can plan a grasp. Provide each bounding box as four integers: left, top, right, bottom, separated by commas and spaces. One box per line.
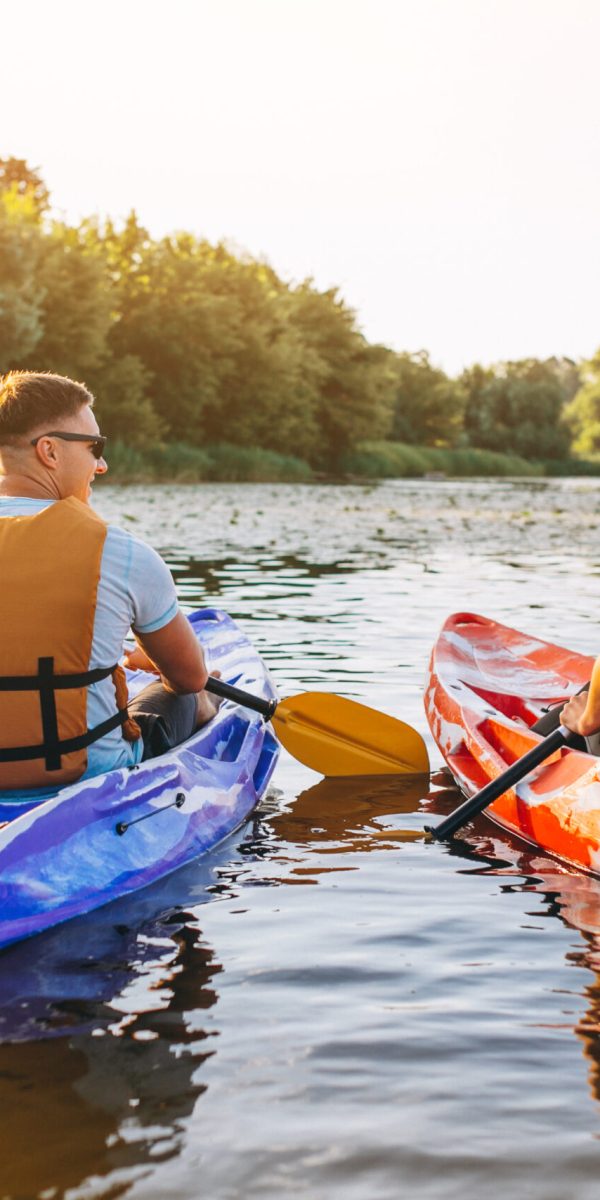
579, 712, 600, 737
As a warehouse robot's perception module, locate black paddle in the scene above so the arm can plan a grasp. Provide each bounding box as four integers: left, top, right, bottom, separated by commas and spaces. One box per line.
425, 724, 569, 841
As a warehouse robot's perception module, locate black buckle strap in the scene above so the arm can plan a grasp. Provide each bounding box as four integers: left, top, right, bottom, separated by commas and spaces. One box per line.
0, 657, 122, 771
39, 656, 61, 771
0, 709, 128, 766
0, 664, 116, 691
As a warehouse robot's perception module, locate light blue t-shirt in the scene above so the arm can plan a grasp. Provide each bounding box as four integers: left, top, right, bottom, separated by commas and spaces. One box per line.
0, 497, 179, 800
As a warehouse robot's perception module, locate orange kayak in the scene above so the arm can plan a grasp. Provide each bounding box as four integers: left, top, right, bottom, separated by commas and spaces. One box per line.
425, 613, 600, 873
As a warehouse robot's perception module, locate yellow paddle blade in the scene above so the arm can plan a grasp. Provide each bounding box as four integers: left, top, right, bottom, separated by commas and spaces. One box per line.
272, 692, 429, 776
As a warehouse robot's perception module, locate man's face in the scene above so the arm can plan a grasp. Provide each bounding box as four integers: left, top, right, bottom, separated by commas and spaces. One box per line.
33, 405, 108, 502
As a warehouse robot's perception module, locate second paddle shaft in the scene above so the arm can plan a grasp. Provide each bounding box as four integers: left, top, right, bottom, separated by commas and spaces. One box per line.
426, 725, 569, 841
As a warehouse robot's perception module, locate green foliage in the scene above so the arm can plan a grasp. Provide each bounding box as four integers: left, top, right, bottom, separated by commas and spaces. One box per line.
543, 457, 600, 476
0, 157, 50, 217
343, 441, 431, 478
390, 351, 466, 446
98, 440, 158, 481
32, 221, 113, 378
542, 356, 580, 402
563, 350, 600, 456
100, 441, 312, 483
205, 443, 312, 481
0, 191, 45, 365
107, 228, 238, 439
461, 359, 572, 461
282, 286, 395, 467
89, 354, 163, 447
0, 159, 591, 477
343, 441, 542, 478
427, 446, 544, 476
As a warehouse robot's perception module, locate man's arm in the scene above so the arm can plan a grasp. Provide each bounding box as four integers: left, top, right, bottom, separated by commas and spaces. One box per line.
128, 611, 209, 695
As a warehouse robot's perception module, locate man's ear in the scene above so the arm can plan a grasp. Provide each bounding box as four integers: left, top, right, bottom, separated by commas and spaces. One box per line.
34, 437, 59, 469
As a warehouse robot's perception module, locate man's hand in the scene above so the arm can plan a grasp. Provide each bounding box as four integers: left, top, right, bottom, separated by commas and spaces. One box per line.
123, 645, 160, 675
561, 689, 598, 737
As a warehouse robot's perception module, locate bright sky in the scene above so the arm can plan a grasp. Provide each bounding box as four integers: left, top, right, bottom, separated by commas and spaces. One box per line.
3, 0, 600, 373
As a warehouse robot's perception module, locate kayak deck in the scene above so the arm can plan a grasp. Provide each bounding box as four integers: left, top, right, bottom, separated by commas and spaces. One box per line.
0, 608, 280, 951
425, 612, 600, 873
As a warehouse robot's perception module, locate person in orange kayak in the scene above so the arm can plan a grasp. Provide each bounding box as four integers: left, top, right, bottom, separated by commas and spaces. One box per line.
0, 370, 220, 802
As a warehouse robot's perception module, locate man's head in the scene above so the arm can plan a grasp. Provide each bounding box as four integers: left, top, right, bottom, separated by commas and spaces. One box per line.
0, 371, 107, 502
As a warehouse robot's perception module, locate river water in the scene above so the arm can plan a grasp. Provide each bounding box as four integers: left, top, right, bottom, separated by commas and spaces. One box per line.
3, 478, 600, 1200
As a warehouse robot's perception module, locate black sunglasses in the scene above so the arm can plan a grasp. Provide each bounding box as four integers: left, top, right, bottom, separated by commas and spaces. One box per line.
30, 431, 108, 460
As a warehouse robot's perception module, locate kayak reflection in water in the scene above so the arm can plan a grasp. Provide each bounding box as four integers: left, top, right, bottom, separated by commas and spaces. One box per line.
0, 908, 220, 1199
438, 782, 600, 1113
0, 370, 220, 804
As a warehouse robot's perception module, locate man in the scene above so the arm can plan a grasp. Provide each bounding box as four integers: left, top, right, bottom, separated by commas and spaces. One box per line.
0, 370, 219, 800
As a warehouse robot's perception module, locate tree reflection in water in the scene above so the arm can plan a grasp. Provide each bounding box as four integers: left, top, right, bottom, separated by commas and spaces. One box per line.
425, 776, 600, 1113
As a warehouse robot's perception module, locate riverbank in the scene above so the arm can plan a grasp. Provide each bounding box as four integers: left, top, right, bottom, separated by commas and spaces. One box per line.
99, 439, 600, 483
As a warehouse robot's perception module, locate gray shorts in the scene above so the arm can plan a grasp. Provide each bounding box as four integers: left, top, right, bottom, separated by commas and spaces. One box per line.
128, 681, 198, 760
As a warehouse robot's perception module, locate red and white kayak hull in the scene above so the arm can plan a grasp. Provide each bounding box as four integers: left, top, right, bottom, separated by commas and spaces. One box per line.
425, 613, 600, 873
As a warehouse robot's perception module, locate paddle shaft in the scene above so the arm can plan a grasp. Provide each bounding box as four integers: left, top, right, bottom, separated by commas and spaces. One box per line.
205, 675, 277, 719
426, 725, 569, 841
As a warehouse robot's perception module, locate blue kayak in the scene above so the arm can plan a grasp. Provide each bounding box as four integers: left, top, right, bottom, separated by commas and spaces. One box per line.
0, 608, 280, 952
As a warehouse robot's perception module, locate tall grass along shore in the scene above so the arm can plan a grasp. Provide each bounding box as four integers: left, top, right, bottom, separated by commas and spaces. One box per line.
98, 439, 600, 484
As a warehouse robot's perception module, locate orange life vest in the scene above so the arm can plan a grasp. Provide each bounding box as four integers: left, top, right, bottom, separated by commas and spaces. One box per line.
0, 497, 140, 790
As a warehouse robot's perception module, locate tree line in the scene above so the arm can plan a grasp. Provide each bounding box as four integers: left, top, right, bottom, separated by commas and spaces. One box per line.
1, 157, 599, 470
